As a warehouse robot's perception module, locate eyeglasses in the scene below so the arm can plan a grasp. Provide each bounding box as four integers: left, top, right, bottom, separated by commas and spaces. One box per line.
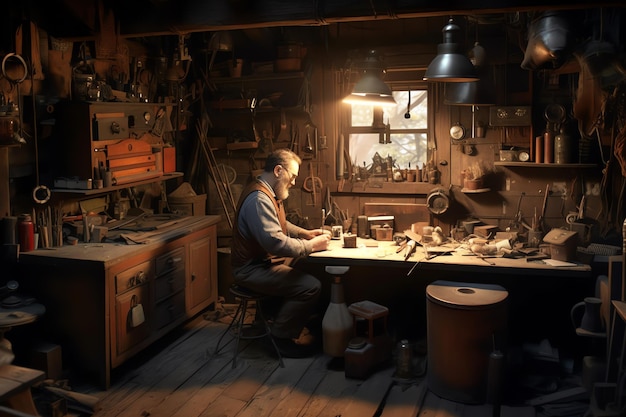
279, 165, 298, 184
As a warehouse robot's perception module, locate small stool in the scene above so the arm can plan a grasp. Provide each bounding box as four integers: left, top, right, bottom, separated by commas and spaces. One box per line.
214, 285, 284, 368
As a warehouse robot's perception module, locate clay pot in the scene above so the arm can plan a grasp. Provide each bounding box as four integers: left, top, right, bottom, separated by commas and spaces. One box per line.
464, 178, 484, 190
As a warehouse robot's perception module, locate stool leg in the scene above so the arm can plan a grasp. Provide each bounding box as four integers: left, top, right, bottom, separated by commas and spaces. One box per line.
256, 300, 284, 368
231, 298, 249, 368
214, 299, 244, 356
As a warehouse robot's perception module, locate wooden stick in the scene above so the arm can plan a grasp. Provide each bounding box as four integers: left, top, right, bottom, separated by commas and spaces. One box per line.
195, 123, 233, 228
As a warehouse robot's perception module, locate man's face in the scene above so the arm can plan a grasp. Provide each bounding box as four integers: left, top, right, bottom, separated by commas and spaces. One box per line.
276, 161, 299, 200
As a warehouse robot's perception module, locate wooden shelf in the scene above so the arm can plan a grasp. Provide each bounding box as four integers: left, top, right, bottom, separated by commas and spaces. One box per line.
494, 162, 598, 168
51, 172, 183, 196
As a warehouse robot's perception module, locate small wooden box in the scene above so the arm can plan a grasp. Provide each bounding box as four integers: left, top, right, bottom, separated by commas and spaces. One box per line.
371, 226, 393, 241
543, 228, 578, 261
30, 343, 62, 380
168, 194, 207, 216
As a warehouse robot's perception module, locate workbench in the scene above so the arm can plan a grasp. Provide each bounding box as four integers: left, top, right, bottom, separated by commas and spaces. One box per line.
308, 238, 591, 277
16, 215, 221, 389
302, 237, 595, 352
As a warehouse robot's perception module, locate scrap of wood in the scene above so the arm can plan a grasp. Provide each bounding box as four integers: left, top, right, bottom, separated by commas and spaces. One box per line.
43, 385, 101, 413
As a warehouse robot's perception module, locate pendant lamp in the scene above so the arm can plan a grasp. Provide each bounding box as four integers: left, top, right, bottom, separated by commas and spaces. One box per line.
424, 18, 479, 82
343, 50, 396, 107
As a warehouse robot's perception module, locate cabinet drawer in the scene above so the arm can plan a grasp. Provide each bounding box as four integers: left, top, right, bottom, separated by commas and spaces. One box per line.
155, 247, 184, 276
115, 260, 154, 295
154, 290, 185, 330
154, 269, 185, 302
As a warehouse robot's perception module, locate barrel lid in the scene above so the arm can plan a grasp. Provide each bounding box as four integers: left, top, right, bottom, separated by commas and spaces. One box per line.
426, 280, 508, 308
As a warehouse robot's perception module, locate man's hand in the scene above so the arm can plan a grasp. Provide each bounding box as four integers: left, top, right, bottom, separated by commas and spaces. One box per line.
310, 232, 331, 252
300, 228, 326, 240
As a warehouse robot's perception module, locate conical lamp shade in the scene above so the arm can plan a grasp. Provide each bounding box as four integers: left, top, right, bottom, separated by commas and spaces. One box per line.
343, 72, 396, 107
424, 18, 478, 82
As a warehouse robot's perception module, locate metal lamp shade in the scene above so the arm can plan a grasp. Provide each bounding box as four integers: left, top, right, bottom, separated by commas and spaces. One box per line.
343, 72, 396, 107
424, 19, 478, 82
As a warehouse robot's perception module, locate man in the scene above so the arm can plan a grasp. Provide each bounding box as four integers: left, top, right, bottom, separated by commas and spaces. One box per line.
231, 148, 331, 357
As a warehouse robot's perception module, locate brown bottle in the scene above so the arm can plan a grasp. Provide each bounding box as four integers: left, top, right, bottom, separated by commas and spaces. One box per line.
535, 135, 543, 163
543, 124, 554, 164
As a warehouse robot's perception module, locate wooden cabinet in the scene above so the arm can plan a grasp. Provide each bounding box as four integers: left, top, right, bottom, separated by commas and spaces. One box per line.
18, 215, 220, 388
53, 101, 177, 191
187, 235, 216, 315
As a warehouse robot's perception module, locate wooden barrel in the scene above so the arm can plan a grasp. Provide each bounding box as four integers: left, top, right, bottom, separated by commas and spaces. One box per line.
426, 280, 508, 404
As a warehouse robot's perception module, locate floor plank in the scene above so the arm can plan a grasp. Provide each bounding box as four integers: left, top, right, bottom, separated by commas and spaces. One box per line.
48, 314, 576, 417
380, 382, 427, 417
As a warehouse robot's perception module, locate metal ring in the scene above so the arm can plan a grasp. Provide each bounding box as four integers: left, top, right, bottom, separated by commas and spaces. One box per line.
2, 53, 28, 84
32, 185, 51, 204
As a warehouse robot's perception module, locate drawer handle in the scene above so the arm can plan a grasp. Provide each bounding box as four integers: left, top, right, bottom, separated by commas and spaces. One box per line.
191, 273, 196, 282
130, 271, 147, 287
167, 257, 183, 266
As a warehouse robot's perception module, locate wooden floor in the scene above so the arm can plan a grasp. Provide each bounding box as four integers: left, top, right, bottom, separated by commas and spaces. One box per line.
35, 307, 592, 417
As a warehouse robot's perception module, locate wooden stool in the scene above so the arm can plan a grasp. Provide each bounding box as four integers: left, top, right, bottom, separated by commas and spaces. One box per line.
0, 365, 44, 417
214, 285, 284, 368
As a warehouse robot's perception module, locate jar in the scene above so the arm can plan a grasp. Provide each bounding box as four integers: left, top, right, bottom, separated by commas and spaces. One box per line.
344, 337, 376, 379
554, 127, 572, 164
18, 213, 35, 252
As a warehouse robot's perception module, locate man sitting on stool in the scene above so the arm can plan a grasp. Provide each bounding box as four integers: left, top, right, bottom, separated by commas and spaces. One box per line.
231, 148, 330, 357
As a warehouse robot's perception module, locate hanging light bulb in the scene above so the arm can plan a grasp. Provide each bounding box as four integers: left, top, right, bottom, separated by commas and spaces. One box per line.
423, 18, 479, 82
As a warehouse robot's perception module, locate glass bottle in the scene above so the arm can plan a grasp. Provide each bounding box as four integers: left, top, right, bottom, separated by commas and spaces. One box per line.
322, 275, 353, 357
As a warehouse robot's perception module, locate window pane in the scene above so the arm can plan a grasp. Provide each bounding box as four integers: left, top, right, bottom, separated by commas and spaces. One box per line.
351, 104, 374, 127
348, 89, 429, 175
349, 132, 428, 171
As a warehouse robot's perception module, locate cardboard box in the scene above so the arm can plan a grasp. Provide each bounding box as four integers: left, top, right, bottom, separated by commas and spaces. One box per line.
543, 229, 578, 261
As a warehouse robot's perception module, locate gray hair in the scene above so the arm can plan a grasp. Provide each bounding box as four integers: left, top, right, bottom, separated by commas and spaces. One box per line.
264, 148, 302, 172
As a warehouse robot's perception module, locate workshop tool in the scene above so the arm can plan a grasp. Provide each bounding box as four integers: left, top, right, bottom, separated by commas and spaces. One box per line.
277, 108, 289, 141
303, 161, 322, 206
396, 239, 408, 253
404, 240, 417, 260
538, 184, 550, 231
290, 124, 299, 153
195, 120, 235, 228
304, 131, 314, 154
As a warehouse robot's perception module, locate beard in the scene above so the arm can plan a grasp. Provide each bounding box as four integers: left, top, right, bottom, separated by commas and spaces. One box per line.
275, 175, 291, 201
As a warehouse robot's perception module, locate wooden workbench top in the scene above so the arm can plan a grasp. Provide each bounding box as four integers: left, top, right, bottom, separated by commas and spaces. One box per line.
18, 215, 221, 266
307, 238, 592, 278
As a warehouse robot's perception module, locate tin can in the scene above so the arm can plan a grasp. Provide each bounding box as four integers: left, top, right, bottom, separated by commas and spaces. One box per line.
18, 213, 35, 252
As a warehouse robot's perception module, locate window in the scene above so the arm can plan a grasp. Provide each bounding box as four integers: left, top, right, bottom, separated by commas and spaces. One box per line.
347, 89, 428, 178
